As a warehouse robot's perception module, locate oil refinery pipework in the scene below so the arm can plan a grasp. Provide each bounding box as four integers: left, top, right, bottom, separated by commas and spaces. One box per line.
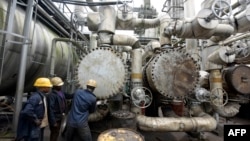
1, 0, 250, 140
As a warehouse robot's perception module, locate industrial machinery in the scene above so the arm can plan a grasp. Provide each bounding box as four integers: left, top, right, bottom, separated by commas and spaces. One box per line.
1, 0, 250, 140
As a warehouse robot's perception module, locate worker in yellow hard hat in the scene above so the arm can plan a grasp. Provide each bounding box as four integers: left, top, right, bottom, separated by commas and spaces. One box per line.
47, 77, 74, 141
16, 77, 52, 141
65, 79, 97, 141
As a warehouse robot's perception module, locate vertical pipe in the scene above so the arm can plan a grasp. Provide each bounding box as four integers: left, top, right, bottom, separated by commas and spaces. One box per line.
13, 0, 34, 133
130, 48, 144, 115
209, 70, 224, 105
184, 0, 199, 61
90, 33, 98, 49
131, 49, 143, 88
49, 38, 83, 77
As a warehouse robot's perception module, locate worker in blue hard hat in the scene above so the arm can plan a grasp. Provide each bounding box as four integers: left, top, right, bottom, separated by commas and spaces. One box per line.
16, 77, 52, 141
65, 79, 97, 141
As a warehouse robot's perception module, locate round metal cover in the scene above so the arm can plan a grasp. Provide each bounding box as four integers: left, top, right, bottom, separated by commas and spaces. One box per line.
76, 48, 126, 99
97, 128, 144, 141
225, 65, 250, 95
146, 48, 199, 98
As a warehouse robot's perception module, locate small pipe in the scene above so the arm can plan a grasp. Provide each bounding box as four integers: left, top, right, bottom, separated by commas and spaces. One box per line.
219, 32, 250, 46
49, 38, 83, 76
36, 5, 70, 37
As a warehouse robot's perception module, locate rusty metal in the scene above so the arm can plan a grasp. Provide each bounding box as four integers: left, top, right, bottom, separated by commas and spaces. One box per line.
97, 128, 144, 141
224, 65, 250, 95
145, 48, 200, 99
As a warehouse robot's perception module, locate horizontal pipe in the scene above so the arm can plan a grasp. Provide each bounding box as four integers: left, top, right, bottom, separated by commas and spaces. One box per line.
136, 114, 217, 132
113, 34, 141, 49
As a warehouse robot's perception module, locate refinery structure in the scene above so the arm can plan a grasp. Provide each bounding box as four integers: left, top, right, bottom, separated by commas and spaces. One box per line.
0, 0, 250, 140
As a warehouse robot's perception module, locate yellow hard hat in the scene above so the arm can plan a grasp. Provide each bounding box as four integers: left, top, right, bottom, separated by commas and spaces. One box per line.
33, 77, 52, 88
51, 77, 64, 86
86, 79, 97, 88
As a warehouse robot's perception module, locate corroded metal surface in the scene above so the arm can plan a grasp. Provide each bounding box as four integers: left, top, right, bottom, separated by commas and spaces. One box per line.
145, 48, 200, 99
76, 47, 126, 99
225, 65, 250, 95
97, 128, 144, 141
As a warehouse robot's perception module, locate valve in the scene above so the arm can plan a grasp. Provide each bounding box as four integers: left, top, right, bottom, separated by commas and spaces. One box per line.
131, 87, 152, 108
211, 0, 232, 20
210, 87, 228, 106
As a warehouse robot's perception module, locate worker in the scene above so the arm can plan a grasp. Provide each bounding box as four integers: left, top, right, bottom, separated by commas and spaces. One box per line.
16, 77, 52, 141
47, 77, 74, 141
65, 79, 97, 141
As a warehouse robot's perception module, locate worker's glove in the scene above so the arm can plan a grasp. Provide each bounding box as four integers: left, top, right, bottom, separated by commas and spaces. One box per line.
34, 119, 41, 126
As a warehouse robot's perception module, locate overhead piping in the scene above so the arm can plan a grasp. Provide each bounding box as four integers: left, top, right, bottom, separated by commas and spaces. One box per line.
51, 0, 128, 6
40, 0, 89, 41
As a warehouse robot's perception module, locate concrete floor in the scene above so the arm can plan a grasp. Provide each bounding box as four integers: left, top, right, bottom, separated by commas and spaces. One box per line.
0, 115, 249, 141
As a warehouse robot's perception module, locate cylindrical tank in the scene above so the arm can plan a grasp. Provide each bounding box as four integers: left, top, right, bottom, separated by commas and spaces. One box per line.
0, 0, 77, 95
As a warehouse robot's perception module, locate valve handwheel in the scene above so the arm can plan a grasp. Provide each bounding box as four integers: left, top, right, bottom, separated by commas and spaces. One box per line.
131, 87, 152, 108
210, 87, 228, 107
212, 0, 232, 20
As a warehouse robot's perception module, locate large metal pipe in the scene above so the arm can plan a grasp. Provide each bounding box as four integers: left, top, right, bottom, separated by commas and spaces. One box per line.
207, 46, 235, 65
131, 49, 143, 88
98, 6, 116, 34
112, 34, 141, 49
87, 8, 161, 31
136, 107, 217, 132
142, 40, 161, 63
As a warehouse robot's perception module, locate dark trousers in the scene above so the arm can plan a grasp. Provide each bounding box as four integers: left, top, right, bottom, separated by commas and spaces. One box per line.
65, 125, 92, 141
49, 120, 62, 141
18, 127, 44, 141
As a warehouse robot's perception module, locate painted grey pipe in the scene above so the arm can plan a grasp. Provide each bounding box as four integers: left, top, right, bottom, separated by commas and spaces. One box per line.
13, 0, 34, 133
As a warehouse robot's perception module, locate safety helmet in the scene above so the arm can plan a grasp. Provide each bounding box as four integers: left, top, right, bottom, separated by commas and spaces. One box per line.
86, 79, 97, 88
33, 77, 52, 87
51, 77, 64, 86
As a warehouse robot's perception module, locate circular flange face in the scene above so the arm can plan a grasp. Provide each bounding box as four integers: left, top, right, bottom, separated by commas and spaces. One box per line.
76, 48, 126, 99
146, 48, 200, 99
225, 65, 250, 95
